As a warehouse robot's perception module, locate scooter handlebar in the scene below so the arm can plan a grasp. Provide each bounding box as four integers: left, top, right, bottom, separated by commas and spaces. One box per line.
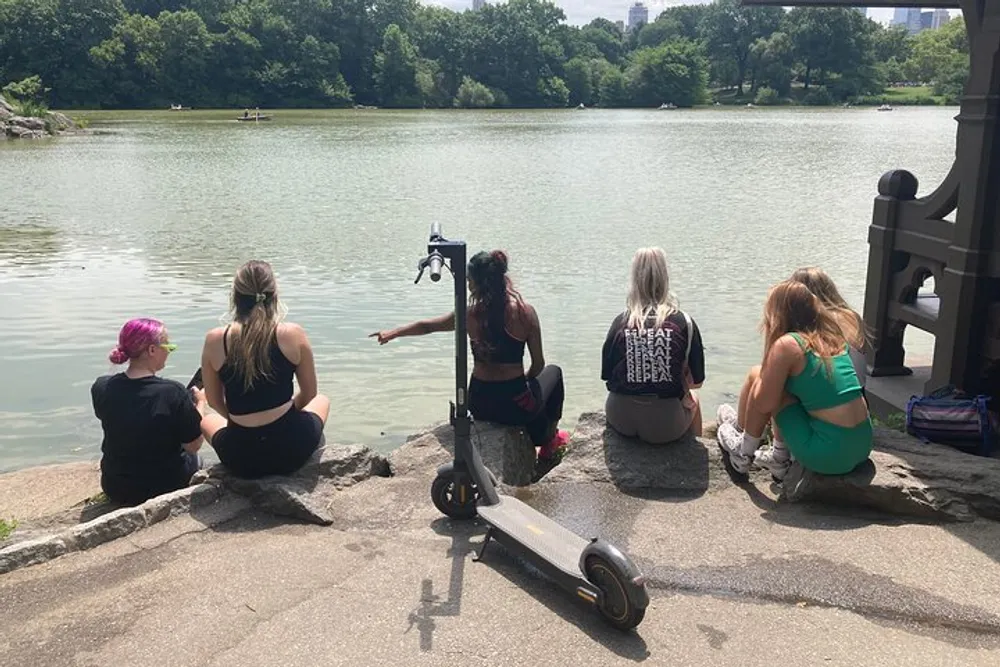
429, 252, 443, 282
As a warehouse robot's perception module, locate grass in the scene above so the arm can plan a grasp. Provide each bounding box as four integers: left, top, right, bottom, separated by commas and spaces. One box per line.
873, 412, 907, 433
11, 99, 49, 118
84, 491, 109, 506
0, 518, 17, 540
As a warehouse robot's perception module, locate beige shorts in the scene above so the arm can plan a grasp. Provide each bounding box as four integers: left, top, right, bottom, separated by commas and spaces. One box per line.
605, 392, 695, 445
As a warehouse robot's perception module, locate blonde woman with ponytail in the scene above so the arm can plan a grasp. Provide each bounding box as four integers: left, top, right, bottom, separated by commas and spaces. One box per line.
601, 248, 705, 444
200, 260, 330, 478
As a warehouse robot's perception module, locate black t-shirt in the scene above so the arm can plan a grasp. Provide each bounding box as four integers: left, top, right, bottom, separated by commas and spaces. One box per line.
91, 373, 203, 505
601, 310, 706, 398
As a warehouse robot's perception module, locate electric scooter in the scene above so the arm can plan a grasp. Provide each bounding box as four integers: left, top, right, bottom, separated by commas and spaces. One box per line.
414, 223, 649, 631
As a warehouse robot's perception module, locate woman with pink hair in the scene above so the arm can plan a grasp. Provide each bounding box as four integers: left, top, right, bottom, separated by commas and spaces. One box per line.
91, 318, 208, 505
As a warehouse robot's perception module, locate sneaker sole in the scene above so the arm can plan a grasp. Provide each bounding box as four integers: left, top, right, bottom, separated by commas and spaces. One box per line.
717, 441, 750, 483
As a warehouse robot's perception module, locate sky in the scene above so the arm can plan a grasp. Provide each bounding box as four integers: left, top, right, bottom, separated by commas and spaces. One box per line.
423, 0, 961, 30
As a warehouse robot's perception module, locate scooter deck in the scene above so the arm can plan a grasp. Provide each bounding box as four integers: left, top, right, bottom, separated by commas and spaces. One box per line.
477, 495, 588, 575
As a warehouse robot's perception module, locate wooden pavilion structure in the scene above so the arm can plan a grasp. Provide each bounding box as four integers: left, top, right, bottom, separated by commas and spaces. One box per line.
745, 0, 998, 416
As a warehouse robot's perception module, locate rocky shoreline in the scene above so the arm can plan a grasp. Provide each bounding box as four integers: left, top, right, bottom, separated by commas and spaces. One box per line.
2, 410, 1000, 576
0, 94, 77, 139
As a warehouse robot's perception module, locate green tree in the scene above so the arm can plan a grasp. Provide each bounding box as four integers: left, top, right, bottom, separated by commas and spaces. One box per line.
597, 67, 628, 107
786, 7, 876, 94
563, 57, 592, 105
872, 24, 912, 64
750, 31, 794, 95
537, 75, 569, 107
699, 0, 782, 95
625, 39, 708, 108
454, 76, 494, 108
375, 23, 421, 107
905, 18, 968, 98
90, 13, 163, 107
157, 10, 211, 104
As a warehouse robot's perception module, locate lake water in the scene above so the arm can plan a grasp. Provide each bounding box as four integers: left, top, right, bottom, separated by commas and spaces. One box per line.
0, 107, 956, 472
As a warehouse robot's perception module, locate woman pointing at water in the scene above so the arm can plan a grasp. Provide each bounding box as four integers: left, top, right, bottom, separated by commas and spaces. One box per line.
371, 249, 569, 481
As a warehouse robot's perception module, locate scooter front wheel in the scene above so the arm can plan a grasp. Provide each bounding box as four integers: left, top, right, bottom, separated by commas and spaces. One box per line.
584, 555, 646, 631
431, 472, 479, 520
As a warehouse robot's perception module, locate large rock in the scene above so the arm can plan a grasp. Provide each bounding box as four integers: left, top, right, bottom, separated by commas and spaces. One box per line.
196, 444, 392, 525
782, 427, 1000, 522
545, 412, 729, 495
470, 421, 537, 487
5, 124, 42, 139
47, 111, 74, 131
387, 420, 538, 488
0, 95, 12, 115
10, 116, 45, 131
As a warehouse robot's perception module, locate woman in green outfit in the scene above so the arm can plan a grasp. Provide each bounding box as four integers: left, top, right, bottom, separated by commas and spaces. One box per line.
716, 279, 872, 481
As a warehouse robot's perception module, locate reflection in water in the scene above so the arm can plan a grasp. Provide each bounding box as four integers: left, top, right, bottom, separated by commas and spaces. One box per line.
0, 107, 957, 471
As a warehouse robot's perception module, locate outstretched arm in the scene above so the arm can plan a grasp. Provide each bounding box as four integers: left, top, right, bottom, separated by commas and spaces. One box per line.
370, 312, 455, 344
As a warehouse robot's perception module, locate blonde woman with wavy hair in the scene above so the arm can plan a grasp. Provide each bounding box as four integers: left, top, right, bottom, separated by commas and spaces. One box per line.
716, 280, 872, 482
601, 247, 705, 444
200, 260, 330, 478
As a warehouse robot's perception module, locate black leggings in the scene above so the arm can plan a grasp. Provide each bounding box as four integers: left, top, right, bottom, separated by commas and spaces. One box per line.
211, 407, 324, 479
468, 365, 565, 446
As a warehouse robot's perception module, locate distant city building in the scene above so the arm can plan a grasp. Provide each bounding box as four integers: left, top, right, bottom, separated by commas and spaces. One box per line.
472, 0, 485, 10
921, 11, 933, 31
615, 19, 625, 33
627, 2, 648, 32
892, 7, 924, 35
932, 8, 951, 29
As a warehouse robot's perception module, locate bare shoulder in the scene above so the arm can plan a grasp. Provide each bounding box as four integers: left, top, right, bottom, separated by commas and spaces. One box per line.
519, 301, 539, 326
774, 334, 805, 360
278, 322, 308, 344
204, 326, 227, 344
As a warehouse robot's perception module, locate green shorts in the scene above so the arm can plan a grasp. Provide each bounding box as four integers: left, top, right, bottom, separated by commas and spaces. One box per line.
774, 403, 873, 475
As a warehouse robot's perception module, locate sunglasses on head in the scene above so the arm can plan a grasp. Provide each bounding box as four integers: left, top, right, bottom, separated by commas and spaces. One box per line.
159, 343, 178, 353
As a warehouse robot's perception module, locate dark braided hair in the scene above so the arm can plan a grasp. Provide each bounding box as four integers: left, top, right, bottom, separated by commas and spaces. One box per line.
468, 250, 524, 355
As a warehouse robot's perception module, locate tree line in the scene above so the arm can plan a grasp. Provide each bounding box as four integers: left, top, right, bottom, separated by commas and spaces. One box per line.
0, 0, 970, 110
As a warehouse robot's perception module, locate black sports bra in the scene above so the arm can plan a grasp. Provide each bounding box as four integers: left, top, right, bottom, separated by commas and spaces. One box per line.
470, 326, 526, 365
218, 325, 296, 416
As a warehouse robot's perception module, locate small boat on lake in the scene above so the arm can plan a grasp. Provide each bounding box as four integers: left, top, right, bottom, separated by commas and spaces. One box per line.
169, 104, 191, 111
237, 113, 272, 122
658, 102, 677, 110
877, 103, 894, 112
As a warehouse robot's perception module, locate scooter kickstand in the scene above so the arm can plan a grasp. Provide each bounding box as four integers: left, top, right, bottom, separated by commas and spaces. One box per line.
473, 527, 493, 562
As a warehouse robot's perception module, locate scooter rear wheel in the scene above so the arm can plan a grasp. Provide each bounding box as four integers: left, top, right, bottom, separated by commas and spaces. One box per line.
431, 473, 479, 520
584, 555, 646, 631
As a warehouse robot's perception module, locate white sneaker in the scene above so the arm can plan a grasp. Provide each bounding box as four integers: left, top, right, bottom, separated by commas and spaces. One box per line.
716, 403, 738, 426
717, 422, 751, 475
755, 444, 791, 481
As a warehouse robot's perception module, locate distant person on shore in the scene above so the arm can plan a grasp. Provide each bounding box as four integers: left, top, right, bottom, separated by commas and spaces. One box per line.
601, 247, 704, 444
370, 250, 569, 481
789, 267, 868, 390
91, 318, 207, 506
243, 108, 249, 119
716, 280, 872, 482
198, 260, 330, 478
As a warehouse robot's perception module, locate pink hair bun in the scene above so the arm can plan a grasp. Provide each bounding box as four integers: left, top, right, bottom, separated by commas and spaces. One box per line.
108, 347, 130, 365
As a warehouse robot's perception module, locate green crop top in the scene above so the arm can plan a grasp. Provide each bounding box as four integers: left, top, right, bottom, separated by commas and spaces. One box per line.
784, 333, 863, 411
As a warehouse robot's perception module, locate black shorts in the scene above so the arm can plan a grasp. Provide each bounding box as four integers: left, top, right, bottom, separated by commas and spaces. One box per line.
211, 407, 324, 479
